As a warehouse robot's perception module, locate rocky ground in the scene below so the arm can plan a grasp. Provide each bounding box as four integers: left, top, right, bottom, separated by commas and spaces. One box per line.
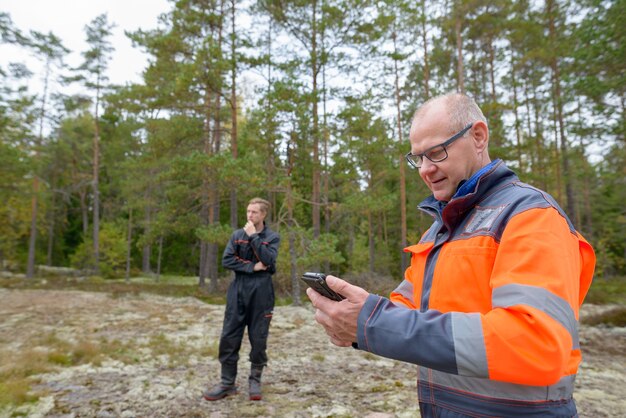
0, 288, 624, 418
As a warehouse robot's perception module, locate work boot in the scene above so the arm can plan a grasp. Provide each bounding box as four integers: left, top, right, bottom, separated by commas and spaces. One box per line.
202, 384, 237, 401
248, 366, 264, 401
203, 363, 237, 401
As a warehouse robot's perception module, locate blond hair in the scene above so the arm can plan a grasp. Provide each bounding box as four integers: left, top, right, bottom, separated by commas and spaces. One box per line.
248, 197, 270, 215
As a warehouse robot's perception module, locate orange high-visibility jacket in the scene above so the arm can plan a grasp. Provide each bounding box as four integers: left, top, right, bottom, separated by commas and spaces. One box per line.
356, 160, 595, 416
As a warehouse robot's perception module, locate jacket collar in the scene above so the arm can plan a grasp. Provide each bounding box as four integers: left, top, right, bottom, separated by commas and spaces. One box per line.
418, 159, 518, 229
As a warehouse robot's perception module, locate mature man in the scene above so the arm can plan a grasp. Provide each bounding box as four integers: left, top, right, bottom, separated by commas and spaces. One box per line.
203, 197, 280, 402
307, 93, 596, 417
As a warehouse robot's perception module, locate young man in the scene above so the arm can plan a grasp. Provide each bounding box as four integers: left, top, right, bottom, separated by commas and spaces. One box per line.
203, 197, 280, 402
307, 93, 596, 417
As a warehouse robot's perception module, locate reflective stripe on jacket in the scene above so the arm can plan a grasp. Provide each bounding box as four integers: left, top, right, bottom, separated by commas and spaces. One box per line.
355, 160, 595, 415
222, 222, 280, 276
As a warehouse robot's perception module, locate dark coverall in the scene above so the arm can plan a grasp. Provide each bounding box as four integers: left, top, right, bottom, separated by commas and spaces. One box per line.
219, 222, 280, 384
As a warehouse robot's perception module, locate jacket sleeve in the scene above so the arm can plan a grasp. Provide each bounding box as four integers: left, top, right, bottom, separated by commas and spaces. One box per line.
248, 232, 280, 273
356, 206, 595, 386
222, 232, 255, 274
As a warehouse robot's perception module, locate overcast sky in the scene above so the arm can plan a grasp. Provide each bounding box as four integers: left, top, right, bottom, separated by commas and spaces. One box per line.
1, 0, 171, 87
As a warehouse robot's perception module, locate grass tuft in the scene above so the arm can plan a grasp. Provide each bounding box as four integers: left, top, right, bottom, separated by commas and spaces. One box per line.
0, 378, 38, 406
584, 277, 626, 305
0, 276, 228, 305
0, 349, 51, 408
311, 353, 325, 362
0, 333, 109, 409
582, 306, 626, 326
199, 340, 219, 359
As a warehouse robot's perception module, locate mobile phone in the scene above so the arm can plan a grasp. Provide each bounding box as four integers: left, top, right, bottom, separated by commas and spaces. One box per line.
300, 272, 345, 302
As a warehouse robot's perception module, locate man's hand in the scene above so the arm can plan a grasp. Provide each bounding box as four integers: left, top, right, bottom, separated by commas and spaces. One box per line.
306, 275, 369, 347
253, 261, 267, 271
244, 221, 256, 237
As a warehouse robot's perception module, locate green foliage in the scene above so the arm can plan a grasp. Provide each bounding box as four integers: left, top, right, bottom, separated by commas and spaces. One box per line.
348, 234, 371, 274
594, 233, 626, 279
275, 227, 345, 278
298, 232, 346, 268
195, 223, 233, 245
69, 222, 127, 278
584, 276, 626, 305
0, 196, 32, 265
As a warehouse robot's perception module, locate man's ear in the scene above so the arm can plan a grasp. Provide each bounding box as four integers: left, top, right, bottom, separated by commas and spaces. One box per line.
471, 121, 489, 153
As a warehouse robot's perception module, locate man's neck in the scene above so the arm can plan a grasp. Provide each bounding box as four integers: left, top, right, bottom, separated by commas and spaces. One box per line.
448, 159, 500, 202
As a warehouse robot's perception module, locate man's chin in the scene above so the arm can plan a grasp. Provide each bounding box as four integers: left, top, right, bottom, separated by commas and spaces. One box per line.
432, 190, 452, 202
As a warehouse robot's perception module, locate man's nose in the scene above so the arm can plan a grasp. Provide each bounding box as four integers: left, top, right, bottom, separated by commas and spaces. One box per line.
419, 158, 437, 173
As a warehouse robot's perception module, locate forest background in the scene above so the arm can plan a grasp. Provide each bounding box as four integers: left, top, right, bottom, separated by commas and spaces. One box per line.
1, 0, 624, 302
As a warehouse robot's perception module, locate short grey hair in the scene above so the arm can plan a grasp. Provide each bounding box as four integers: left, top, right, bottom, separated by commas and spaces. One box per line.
413, 92, 487, 133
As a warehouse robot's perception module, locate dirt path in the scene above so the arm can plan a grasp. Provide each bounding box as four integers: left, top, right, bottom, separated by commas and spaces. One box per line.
0, 288, 624, 417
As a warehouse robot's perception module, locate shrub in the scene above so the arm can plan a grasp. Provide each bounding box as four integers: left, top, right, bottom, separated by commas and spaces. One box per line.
69, 222, 127, 278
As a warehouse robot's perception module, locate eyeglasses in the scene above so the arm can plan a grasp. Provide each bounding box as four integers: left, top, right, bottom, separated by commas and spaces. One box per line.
405, 123, 473, 169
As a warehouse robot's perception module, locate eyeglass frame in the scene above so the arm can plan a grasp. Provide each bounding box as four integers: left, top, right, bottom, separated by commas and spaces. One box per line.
405, 123, 474, 169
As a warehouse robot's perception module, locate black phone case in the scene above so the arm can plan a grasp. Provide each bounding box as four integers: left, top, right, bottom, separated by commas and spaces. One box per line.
301, 272, 345, 301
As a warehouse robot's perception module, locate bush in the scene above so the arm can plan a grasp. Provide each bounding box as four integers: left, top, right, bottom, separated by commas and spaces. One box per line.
69, 222, 127, 278
584, 276, 626, 304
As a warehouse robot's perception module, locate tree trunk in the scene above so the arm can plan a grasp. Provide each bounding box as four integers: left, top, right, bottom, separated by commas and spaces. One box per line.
287, 133, 300, 306
288, 181, 300, 306
142, 205, 152, 274
199, 240, 209, 288
265, 17, 277, 223
368, 210, 375, 274
206, 0, 226, 292
577, 101, 593, 236
392, 28, 408, 273
229, 0, 239, 229
323, 128, 331, 273
46, 190, 56, 266
523, 78, 535, 172
551, 113, 562, 201
27, 59, 52, 278
125, 208, 133, 283
511, 52, 523, 172
547, 0, 576, 222
199, 39, 214, 289
199, 179, 209, 288
26, 178, 39, 278
531, 81, 547, 190
92, 84, 101, 274
420, 1, 430, 99
142, 244, 152, 274
156, 235, 163, 282
80, 189, 89, 238
321, 6, 331, 272
455, 16, 465, 93
209, 198, 220, 292
487, 37, 501, 148
488, 40, 496, 103
311, 0, 321, 238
